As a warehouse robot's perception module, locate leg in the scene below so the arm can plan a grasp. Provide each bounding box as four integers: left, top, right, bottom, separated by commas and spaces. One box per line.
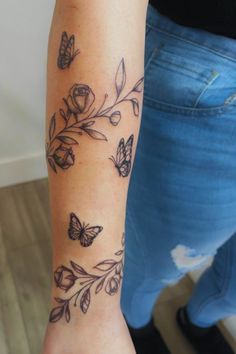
121, 10, 236, 331
188, 232, 236, 327
121, 99, 236, 329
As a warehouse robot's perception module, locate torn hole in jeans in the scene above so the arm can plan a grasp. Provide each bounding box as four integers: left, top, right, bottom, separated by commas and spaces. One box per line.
171, 244, 210, 271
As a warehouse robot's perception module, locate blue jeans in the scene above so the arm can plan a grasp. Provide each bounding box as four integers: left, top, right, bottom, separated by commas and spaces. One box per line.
121, 5, 236, 329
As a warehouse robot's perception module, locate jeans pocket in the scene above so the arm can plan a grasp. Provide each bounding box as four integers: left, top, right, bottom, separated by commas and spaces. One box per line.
144, 44, 236, 117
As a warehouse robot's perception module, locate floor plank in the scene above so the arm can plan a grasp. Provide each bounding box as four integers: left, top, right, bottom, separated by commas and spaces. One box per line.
0, 227, 31, 354
154, 278, 196, 354
8, 241, 51, 354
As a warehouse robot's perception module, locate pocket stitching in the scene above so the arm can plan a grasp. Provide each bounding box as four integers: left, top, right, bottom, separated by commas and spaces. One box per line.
193, 70, 220, 108
143, 95, 236, 117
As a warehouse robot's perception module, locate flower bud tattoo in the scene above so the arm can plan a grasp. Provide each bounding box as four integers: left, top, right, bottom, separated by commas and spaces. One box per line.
54, 266, 78, 292
53, 146, 75, 170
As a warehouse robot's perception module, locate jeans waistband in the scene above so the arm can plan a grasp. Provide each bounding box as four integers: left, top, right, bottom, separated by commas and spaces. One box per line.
146, 4, 236, 62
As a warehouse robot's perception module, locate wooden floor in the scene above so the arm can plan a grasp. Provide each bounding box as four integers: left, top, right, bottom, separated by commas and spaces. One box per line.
0, 178, 231, 354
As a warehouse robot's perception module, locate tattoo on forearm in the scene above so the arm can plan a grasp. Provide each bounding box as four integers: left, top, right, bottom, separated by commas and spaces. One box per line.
57, 32, 80, 70
68, 212, 103, 247
46, 58, 143, 173
49, 233, 125, 323
110, 135, 134, 177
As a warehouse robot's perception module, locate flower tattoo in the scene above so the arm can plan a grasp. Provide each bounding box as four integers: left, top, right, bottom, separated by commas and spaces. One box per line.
64, 84, 95, 115
46, 58, 144, 173
49, 234, 125, 323
53, 146, 75, 170
54, 266, 78, 292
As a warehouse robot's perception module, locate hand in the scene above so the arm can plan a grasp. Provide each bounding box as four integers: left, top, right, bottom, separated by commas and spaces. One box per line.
42, 307, 136, 354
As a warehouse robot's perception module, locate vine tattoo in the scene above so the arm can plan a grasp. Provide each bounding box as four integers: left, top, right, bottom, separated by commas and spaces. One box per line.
49, 234, 125, 323
46, 58, 143, 173
68, 212, 103, 247
110, 134, 134, 177
57, 32, 80, 69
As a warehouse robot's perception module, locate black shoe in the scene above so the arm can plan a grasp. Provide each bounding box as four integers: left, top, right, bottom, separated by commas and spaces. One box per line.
176, 306, 234, 354
125, 316, 171, 354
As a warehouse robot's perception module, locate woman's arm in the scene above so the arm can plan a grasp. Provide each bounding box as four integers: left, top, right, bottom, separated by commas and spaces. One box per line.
42, 1, 148, 353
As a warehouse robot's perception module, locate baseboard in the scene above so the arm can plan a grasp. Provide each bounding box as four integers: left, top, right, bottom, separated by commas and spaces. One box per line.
0, 152, 48, 188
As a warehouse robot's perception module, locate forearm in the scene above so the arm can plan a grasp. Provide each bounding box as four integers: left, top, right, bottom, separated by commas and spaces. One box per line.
43, 0, 148, 352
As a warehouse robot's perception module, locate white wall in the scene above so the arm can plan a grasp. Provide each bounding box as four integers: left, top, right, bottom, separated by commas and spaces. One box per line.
0, 0, 55, 187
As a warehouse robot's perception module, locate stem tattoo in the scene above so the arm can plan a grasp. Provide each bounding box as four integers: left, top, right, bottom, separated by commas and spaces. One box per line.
49, 234, 125, 323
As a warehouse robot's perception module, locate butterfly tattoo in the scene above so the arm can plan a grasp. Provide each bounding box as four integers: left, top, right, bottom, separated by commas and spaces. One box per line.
68, 213, 103, 247
57, 32, 80, 70
110, 134, 134, 177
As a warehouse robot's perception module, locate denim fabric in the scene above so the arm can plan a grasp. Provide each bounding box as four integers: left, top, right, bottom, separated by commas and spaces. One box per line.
121, 5, 236, 328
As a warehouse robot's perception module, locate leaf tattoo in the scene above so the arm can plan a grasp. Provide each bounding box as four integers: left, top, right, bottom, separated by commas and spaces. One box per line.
46, 58, 144, 173
68, 212, 103, 247
80, 288, 91, 314
49, 234, 125, 323
49, 113, 56, 140
115, 58, 126, 98
110, 135, 134, 177
57, 32, 80, 70
50, 305, 65, 323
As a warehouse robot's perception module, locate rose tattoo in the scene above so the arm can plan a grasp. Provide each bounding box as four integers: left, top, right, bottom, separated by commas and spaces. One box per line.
54, 266, 78, 292
53, 146, 75, 170
46, 58, 144, 173
64, 84, 95, 116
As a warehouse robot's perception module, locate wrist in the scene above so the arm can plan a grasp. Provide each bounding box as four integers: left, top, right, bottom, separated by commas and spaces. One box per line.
42, 307, 135, 354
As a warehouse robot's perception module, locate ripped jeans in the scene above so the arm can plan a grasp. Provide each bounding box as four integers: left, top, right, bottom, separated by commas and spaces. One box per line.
121, 5, 236, 328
